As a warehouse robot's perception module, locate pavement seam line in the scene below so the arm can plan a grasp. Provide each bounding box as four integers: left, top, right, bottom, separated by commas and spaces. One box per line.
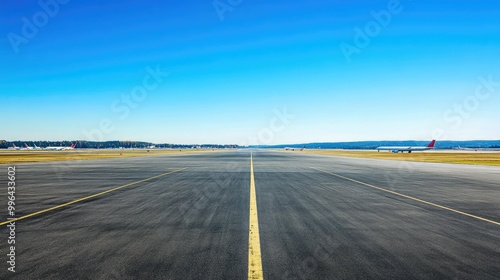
1, 168, 187, 226
311, 167, 500, 227
248, 152, 264, 280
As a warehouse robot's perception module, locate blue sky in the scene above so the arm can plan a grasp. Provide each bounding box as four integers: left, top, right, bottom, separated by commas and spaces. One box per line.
1, 0, 499, 144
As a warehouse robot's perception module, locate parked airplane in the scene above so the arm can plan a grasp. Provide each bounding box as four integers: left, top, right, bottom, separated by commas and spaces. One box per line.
23, 143, 34, 150
45, 143, 76, 151
32, 144, 42, 150
7, 144, 20, 150
284, 145, 306, 151
376, 140, 436, 153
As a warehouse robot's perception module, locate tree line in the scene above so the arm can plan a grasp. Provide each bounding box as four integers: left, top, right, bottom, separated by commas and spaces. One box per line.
0, 140, 238, 149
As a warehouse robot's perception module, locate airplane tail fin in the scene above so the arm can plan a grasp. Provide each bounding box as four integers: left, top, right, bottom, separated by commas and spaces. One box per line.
427, 140, 436, 148
70, 142, 76, 148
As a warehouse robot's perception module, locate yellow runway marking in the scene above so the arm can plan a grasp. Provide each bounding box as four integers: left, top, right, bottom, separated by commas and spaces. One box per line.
248, 152, 264, 280
1, 168, 187, 227
312, 167, 500, 226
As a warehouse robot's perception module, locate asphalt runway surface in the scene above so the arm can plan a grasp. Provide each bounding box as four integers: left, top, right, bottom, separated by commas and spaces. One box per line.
0, 150, 499, 279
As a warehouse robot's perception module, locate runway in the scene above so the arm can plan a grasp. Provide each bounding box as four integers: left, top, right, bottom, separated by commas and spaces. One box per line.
0, 150, 499, 279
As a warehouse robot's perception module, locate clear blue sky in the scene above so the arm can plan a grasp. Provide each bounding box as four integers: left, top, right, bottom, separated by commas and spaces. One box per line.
1, 0, 499, 144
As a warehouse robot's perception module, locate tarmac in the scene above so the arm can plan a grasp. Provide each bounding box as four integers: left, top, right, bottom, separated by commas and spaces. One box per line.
0, 150, 498, 279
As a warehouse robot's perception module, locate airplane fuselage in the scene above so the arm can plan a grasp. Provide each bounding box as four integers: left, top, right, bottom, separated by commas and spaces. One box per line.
376, 140, 436, 153
376, 146, 430, 153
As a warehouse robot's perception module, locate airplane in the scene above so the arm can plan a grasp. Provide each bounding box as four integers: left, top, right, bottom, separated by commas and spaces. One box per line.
45, 143, 76, 151
33, 143, 42, 150
376, 140, 436, 153
23, 143, 34, 150
7, 144, 20, 150
284, 145, 306, 151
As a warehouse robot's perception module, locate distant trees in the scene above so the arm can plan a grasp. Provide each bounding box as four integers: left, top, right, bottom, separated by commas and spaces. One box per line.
0, 140, 238, 149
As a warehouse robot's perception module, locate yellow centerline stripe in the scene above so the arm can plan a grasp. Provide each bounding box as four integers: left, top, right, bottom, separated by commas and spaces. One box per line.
248, 152, 264, 280
1, 168, 187, 226
312, 167, 500, 226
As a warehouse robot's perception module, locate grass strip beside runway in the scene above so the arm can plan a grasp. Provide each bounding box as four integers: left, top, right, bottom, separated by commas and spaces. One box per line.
295, 150, 500, 166
0, 149, 226, 164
